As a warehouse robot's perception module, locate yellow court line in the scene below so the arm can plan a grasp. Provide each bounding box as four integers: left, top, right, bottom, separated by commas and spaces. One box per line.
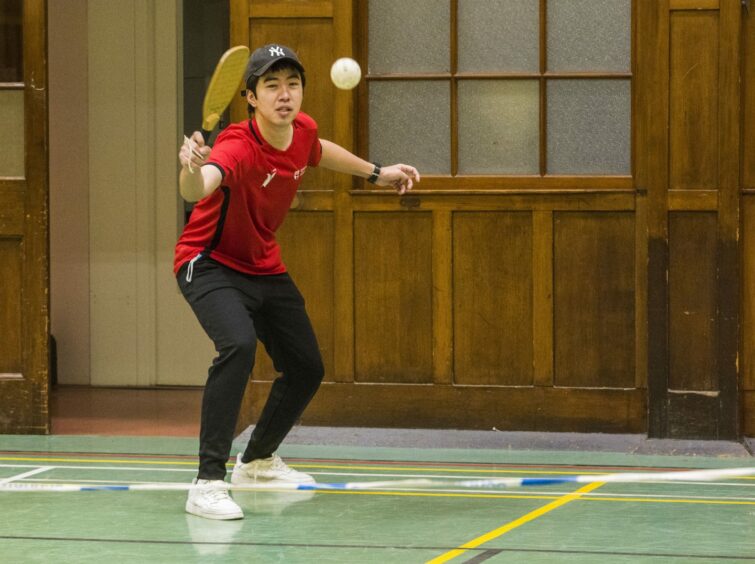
0, 457, 600, 475
584, 496, 755, 506
294, 464, 605, 475
313, 489, 755, 506
3, 456, 753, 480
425, 482, 606, 564
0, 456, 197, 466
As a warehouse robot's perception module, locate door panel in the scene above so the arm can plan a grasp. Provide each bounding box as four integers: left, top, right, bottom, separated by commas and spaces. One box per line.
453, 212, 533, 386
354, 212, 434, 384
0, 0, 49, 433
554, 212, 636, 388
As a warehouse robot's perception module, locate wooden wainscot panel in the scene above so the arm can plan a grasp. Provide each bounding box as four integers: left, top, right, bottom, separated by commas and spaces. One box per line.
669, 0, 719, 10
0, 182, 25, 236
744, 5, 755, 191
354, 212, 433, 383
742, 197, 755, 435
669, 10, 719, 190
241, 381, 646, 432
554, 212, 636, 388
452, 211, 533, 386
252, 212, 335, 380
668, 212, 718, 391
0, 239, 23, 377
249, 0, 334, 19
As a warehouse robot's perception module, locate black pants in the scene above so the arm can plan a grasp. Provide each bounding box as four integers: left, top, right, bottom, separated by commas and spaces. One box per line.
177, 257, 324, 480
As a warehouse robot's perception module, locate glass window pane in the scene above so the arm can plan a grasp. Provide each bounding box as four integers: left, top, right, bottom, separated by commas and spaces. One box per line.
547, 79, 630, 175
458, 80, 539, 174
369, 81, 450, 174
0, 0, 23, 81
0, 89, 24, 175
458, 0, 539, 73
369, 0, 450, 73
547, 0, 631, 72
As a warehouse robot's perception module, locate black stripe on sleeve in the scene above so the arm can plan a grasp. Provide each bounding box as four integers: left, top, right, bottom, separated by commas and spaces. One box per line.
206, 162, 226, 179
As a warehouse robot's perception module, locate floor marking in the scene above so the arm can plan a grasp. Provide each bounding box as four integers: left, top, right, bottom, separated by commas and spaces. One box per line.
425, 482, 606, 564
0, 457, 604, 475
11, 474, 755, 505
3, 464, 755, 505
0, 456, 197, 466
2, 534, 755, 560
0, 466, 54, 484
0, 463, 196, 473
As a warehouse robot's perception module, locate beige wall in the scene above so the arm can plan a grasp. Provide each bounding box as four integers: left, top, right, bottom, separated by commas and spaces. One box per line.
49, 0, 90, 385
49, 0, 213, 386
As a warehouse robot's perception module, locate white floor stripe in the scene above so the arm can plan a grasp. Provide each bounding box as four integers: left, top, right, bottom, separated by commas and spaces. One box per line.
1, 463, 755, 487
0, 466, 54, 484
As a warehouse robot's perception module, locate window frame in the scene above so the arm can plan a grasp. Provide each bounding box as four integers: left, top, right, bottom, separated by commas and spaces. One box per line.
355, 0, 635, 192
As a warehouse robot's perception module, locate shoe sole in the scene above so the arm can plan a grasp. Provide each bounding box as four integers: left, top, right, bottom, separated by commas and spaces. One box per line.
185, 501, 244, 520
231, 469, 315, 486
231, 474, 315, 487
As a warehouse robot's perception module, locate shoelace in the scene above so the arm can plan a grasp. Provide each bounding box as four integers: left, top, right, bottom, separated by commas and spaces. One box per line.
270, 455, 292, 474
201, 483, 231, 503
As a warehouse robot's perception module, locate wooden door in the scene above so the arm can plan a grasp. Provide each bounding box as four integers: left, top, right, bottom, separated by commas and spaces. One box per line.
231, 0, 745, 436
643, 0, 743, 439
0, 0, 49, 433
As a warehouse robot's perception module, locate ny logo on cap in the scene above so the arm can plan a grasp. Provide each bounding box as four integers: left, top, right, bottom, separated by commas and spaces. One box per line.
269, 45, 285, 57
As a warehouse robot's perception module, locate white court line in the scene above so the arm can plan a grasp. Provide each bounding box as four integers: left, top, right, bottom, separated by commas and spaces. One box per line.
2, 463, 755, 487
12, 476, 755, 503
0, 466, 54, 484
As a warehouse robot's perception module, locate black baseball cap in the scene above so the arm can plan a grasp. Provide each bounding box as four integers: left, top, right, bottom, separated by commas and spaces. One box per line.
243, 44, 305, 88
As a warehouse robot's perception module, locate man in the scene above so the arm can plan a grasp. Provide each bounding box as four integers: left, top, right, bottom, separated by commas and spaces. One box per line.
176, 43, 420, 520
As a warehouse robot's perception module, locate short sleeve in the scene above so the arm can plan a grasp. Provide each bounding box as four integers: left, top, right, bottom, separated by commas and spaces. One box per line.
206, 124, 251, 182
295, 112, 322, 168
309, 138, 323, 167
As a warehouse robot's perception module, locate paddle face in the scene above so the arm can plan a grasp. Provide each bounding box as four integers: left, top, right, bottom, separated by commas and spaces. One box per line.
201, 45, 250, 138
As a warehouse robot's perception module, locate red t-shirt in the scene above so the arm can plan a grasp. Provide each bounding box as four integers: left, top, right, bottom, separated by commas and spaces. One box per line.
174, 113, 321, 275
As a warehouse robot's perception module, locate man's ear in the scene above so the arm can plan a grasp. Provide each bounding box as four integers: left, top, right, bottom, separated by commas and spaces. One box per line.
246, 90, 257, 108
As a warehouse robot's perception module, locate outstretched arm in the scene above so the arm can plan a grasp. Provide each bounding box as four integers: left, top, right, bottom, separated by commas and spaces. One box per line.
319, 139, 420, 195
178, 131, 223, 202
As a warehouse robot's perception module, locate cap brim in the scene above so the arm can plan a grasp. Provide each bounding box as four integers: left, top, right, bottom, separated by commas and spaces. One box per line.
252, 57, 305, 77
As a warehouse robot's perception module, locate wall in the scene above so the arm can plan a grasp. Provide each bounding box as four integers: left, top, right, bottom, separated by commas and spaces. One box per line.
49, 0, 90, 385
49, 0, 214, 387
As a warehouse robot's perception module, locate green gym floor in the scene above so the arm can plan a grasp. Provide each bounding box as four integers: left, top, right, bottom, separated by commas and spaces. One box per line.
1, 434, 754, 563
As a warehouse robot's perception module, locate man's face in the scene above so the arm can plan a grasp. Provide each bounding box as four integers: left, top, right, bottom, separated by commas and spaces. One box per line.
246, 67, 303, 128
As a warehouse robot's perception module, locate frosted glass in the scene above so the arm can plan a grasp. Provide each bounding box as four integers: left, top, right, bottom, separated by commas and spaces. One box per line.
369, 81, 451, 174
458, 0, 539, 72
547, 79, 630, 174
0, 90, 24, 176
458, 80, 539, 174
368, 0, 450, 73
547, 0, 631, 72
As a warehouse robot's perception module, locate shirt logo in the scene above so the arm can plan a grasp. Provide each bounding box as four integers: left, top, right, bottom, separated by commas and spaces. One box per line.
294, 166, 307, 180
269, 45, 285, 57
262, 169, 277, 188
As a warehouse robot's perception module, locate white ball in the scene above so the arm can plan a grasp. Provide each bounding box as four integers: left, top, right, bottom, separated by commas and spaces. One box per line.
330, 57, 361, 90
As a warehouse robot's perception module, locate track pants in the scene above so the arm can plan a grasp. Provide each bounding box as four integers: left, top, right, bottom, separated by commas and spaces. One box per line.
177, 256, 324, 480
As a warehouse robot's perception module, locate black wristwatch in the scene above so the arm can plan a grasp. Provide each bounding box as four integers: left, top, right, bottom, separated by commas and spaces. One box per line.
367, 162, 381, 184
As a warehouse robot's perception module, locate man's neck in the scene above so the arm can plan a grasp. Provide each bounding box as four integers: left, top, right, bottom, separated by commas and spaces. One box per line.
255, 116, 293, 151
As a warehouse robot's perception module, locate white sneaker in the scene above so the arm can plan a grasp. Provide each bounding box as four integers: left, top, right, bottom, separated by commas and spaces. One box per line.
231, 453, 315, 485
185, 478, 244, 520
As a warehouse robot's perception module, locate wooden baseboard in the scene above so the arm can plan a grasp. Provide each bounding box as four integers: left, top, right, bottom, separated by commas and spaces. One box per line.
237, 381, 647, 434
744, 391, 755, 437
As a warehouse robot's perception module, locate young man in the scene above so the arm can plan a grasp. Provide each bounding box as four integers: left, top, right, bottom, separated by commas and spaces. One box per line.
176, 43, 420, 520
